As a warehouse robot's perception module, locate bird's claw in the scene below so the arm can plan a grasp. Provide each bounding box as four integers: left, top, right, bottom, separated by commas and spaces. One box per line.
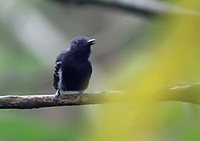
54, 90, 61, 99
78, 91, 84, 96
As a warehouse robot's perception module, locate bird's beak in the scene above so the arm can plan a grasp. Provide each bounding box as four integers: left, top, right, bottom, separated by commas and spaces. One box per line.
87, 39, 96, 45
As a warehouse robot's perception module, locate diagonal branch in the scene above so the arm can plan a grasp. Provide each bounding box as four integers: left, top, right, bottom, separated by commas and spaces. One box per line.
51, 0, 200, 18
52, 0, 159, 18
0, 84, 199, 109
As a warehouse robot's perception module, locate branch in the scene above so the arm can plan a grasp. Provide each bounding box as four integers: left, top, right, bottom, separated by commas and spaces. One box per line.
52, 0, 159, 18
0, 84, 199, 109
51, 0, 200, 18
0, 91, 110, 109
162, 84, 200, 105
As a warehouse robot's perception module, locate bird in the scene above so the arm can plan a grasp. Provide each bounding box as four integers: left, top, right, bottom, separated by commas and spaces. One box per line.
53, 36, 95, 98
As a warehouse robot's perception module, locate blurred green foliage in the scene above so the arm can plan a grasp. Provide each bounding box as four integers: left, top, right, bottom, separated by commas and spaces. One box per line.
0, 113, 73, 141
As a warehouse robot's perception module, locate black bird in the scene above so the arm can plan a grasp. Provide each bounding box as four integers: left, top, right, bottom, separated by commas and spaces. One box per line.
53, 36, 95, 97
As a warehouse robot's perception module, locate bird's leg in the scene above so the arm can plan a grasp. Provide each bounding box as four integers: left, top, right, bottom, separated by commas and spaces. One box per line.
54, 89, 61, 98
78, 90, 84, 96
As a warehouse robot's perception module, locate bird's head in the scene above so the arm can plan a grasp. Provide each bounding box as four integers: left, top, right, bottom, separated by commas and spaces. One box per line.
69, 36, 95, 60
70, 36, 95, 52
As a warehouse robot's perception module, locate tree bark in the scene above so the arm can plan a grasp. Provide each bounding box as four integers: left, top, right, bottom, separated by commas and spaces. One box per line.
0, 84, 199, 109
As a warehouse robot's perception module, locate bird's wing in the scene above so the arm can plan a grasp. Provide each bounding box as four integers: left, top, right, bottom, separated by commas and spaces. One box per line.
81, 62, 93, 90
53, 52, 66, 90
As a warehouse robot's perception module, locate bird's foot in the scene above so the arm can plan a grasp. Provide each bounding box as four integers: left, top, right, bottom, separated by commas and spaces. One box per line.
78, 91, 84, 96
54, 90, 61, 99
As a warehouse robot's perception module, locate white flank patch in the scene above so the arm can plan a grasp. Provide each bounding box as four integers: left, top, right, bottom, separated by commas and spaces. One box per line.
58, 69, 62, 89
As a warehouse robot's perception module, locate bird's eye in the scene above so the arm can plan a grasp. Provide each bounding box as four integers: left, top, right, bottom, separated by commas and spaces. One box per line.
76, 41, 81, 45
77, 41, 83, 46
73, 41, 78, 45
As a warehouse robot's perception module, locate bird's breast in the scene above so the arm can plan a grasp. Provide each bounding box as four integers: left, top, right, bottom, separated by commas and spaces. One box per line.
60, 59, 92, 91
